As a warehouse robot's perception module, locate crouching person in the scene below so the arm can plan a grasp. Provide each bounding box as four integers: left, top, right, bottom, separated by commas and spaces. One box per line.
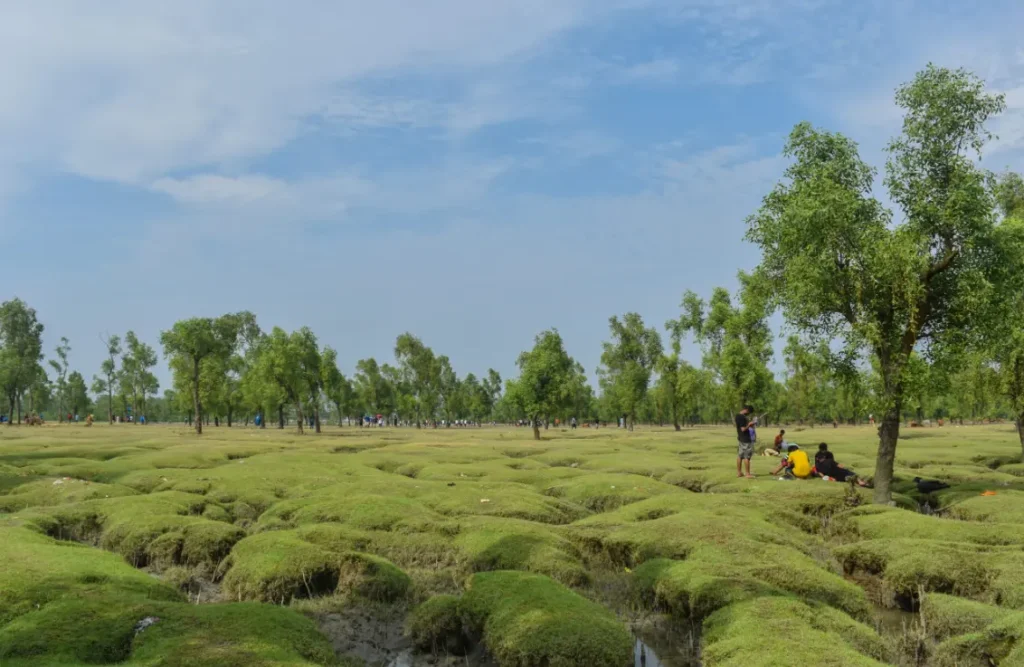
771, 443, 812, 479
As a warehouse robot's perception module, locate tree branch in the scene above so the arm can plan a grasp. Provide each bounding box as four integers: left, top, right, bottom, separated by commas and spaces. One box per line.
925, 249, 958, 282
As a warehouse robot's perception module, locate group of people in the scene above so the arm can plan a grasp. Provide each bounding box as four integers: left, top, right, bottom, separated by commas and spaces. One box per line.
735, 405, 868, 485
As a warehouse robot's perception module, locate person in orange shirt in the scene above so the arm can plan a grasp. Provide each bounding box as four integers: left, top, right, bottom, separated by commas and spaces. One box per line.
773, 430, 785, 448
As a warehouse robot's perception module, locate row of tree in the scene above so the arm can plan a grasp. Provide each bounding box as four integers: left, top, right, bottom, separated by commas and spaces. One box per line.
3, 287, 1020, 437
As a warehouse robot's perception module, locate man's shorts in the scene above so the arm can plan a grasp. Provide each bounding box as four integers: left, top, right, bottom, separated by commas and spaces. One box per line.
737, 441, 754, 460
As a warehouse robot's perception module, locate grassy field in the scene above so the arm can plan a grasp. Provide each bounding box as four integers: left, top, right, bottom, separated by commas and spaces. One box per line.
2, 422, 1024, 666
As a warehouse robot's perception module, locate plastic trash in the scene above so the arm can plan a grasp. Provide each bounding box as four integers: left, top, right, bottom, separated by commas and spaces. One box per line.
134, 617, 160, 635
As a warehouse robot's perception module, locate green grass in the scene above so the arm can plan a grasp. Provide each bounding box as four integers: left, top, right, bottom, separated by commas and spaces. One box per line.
701, 597, 887, 666
2, 422, 1023, 665
461, 571, 633, 667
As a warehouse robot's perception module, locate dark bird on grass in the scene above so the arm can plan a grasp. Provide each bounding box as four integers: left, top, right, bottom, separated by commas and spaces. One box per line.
914, 477, 950, 494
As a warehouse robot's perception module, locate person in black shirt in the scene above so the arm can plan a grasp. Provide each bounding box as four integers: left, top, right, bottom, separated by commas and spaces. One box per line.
814, 443, 867, 485
735, 405, 755, 478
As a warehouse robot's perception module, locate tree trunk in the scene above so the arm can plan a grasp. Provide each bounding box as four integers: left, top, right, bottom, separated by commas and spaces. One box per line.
108, 381, 114, 425
314, 406, 321, 434
18, 394, 23, 424
278, 405, 284, 429
214, 416, 219, 427
190, 359, 202, 435
6, 394, 14, 426
873, 409, 901, 504
532, 419, 541, 441
295, 401, 304, 434
227, 407, 233, 428
1018, 417, 1024, 463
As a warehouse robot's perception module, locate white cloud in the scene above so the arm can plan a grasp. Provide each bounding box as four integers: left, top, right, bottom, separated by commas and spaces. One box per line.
150, 173, 373, 221
614, 58, 681, 83
0, 1, 632, 187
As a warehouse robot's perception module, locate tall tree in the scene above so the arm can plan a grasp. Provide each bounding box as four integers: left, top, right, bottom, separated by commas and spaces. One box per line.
49, 337, 71, 421
746, 65, 1014, 502
354, 358, 391, 422
96, 334, 121, 424
122, 331, 158, 422
394, 334, 440, 427
483, 369, 503, 416
676, 277, 774, 417
990, 172, 1024, 457
505, 329, 582, 440
321, 347, 355, 426
248, 327, 310, 434
437, 355, 459, 426
160, 315, 243, 435
657, 320, 692, 431
599, 313, 662, 430
0, 299, 45, 424
294, 328, 323, 433
783, 336, 831, 426
67, 371, 91, 418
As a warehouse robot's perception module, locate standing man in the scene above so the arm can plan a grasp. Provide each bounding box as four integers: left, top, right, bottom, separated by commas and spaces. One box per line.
735, 405, 756, 478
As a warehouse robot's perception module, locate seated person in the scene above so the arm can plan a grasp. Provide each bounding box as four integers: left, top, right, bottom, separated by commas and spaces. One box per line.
814, 443, 868, 486
771, 443, 812, 479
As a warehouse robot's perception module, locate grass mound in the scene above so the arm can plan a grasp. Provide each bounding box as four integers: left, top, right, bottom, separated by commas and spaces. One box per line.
222, 531, 410, 603
23, 491, 245, 568
841, 505, 1024, 546
922, 593, 1010, 640
632, 541, 869, 621
541, 473, 678, 512
932, 611, 1024, 667
0, 477, 139, 512
701, 597, 886, 666
0, 525, 335, 666
454, 516, 588, 585
0, 527, 181, 626
461, 571, 632, 667
835, 538, 1024, 607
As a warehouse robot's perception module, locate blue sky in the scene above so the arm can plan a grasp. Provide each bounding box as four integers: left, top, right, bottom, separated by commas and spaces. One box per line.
2, 0, 1023, 389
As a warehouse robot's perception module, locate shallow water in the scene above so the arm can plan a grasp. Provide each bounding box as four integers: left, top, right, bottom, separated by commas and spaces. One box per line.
633, 621, 701, 667
635, 639, 665, 667
872, 604, 920, 635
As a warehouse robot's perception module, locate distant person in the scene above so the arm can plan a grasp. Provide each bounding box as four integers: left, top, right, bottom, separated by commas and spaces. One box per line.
771, 443, 812, 479
571, 417, 577, 430
735, 405, 756, 479
774, 430, 785, 448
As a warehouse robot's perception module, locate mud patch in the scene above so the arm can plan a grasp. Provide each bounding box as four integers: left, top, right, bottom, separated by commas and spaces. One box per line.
317, 605, 497, 666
